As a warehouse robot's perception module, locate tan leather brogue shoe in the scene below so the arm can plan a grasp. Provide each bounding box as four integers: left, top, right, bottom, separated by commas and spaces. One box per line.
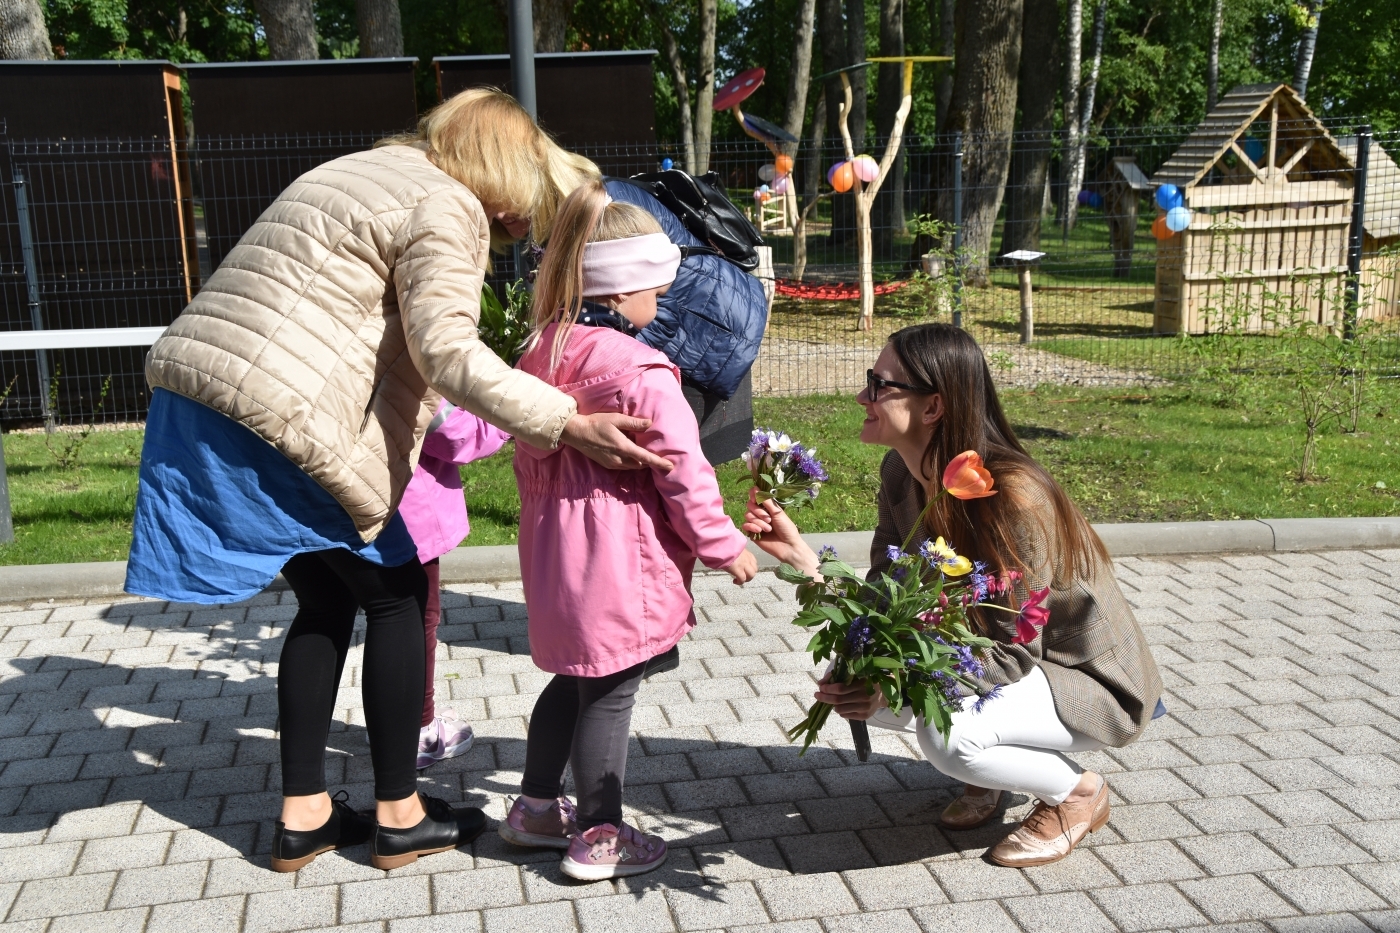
987, 776, 1109, 867
939, 786, 1004, 830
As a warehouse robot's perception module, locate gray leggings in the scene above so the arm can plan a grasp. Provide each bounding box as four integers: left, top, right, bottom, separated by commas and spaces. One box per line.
521, 658, 648, 830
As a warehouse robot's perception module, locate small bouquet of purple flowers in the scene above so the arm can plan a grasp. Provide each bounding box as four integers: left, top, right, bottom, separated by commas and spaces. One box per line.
742, 428, 829, 513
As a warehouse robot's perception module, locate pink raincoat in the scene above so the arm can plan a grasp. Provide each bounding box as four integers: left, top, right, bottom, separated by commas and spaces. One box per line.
514, 324, 749, 677
399, 404, 510, 564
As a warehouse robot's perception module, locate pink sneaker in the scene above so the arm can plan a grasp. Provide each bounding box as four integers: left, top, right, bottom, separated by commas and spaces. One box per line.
498, 796, 578, 850
560, 822, 667, 881
417, 710, 474, 770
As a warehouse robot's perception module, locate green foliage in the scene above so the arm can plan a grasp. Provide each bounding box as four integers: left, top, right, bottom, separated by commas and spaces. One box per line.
477, 280, 534, 367
44, 0, 261, 62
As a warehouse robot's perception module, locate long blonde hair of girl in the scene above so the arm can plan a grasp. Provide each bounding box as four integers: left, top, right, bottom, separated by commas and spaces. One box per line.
530, 179, 663, 372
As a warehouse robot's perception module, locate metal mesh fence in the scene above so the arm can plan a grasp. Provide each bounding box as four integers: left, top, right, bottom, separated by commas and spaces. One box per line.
2, 120, 1397, 426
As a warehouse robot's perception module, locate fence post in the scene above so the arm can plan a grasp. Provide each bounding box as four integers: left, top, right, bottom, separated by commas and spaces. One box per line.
0, 432, 13, 545
12, 167, 55, 432
1344, 124, 1371, 340
952, 131, 964, 329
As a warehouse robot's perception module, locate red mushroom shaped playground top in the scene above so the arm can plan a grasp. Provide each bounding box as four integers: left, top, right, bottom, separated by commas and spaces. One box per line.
714, 67, 765, 111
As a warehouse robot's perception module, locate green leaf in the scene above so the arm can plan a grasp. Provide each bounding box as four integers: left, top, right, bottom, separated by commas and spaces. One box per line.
776, 563, 811, 584
869, 656, 904, 670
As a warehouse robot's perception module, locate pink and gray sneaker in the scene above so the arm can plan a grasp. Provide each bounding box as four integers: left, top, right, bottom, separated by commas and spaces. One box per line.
560, 822, 668, 881
416, 710, 475, 770
498, 796, 578, 849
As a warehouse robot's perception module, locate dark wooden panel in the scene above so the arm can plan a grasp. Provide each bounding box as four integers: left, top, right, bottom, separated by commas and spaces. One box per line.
435, 52, 657, 148
0, 60, 175, 139
185, 59, 419, 136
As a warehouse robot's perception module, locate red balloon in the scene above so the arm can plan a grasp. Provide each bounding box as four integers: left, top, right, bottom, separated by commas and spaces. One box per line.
829, 161, 855, 193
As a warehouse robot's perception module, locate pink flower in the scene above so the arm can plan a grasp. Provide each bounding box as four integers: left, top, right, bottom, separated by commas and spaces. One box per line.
1012, 587, 1050, 644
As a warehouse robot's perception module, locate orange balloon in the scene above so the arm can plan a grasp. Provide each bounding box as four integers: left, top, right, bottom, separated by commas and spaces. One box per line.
830, 161, 855, 193
774, 154, 794, 176
1152, 215, 1172, 240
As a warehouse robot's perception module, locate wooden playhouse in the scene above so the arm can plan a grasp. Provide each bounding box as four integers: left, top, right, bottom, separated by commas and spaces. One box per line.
1338, 135, 1400, 323
1150, 84, 1360, 334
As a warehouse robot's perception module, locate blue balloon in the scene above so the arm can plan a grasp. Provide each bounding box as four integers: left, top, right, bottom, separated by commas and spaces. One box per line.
1165, 205, 1192, 232
661, 157, 674, 171
1155, 184, 1183, 211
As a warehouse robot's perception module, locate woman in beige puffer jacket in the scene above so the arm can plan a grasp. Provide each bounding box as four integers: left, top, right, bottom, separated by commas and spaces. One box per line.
126, 89, 665, 872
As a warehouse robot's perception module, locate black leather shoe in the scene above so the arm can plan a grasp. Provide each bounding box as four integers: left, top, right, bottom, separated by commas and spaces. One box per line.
371, 794, 489, 869
271, 790, 374, 872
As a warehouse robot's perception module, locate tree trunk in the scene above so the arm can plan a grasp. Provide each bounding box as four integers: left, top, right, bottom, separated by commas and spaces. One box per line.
357, 0, 403, 57
935, 0, 954, 131
1206, 0, 1223, 110
651, 2, 697, 173
694, 0, 718, 173
533, 0, 575, 52
874, 0, 905, 246
1293, 0, 1321, 99
1063, 0, 1103, 236
794, 92, 826, 281
254, 0, 318, 59
844, 0, 868, 149
997, 0, 1059, 257
782, 0, 817, 144
817, 0, 857, 244
1057, 0, 1082, 232
0, 0, 53, 59
940, 0, 1023, 285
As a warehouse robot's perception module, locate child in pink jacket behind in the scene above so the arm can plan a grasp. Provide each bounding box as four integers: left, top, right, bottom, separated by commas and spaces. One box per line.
398, 404, 509, 769
498, 180, 758, 880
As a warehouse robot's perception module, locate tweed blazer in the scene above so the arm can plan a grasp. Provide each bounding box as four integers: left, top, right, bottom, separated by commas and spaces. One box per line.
869, 450, 1162, 747
147, 145, 577, 541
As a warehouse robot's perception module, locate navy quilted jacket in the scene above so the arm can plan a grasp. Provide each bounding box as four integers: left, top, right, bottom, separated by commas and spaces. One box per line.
605, 178, 767, 399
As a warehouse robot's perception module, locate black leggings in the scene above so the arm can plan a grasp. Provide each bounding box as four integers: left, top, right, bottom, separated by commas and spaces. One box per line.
521, 659, 647, 831
279, 549, 427, 801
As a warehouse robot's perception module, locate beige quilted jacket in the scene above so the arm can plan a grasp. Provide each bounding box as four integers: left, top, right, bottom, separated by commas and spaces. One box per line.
146, 144, 577, 541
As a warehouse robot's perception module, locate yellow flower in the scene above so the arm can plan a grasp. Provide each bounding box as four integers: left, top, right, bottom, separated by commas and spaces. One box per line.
920, 537, 972, 576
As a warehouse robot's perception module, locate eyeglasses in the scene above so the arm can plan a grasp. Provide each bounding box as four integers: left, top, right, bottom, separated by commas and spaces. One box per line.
865, 369, 928, 402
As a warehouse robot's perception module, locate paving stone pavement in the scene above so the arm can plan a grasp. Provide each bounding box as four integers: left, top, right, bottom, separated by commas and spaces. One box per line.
2, 549, 1400, 932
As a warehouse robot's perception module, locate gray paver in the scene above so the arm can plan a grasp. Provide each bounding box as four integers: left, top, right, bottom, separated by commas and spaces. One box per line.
1, 559, 1400, 930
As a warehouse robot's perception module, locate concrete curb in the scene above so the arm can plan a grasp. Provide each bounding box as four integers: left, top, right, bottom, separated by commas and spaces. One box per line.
2, 517, 1398, 603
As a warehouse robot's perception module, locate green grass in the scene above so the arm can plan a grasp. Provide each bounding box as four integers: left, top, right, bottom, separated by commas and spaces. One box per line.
7, 377, 1397, 565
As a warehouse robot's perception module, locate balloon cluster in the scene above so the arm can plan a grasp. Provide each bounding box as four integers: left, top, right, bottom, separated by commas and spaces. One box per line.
1151, 184, 1193, 239
754, 154, 795, 202
825, 154, 878, 193
1076, 188, 1104, 210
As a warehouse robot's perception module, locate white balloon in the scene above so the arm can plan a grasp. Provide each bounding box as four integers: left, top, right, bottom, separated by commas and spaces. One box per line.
758, 164, 776, 182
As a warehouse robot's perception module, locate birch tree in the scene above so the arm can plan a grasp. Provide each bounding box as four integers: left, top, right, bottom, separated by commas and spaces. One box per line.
1061, 0, 1105, 237
1293, 0, 1322, 98
997, 0, 1059, 255
1206, 0, 1223, 110
1057, 0, 1082, 231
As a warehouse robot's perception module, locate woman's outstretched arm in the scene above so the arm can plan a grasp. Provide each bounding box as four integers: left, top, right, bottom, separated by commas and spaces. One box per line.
742, 496, 820, 576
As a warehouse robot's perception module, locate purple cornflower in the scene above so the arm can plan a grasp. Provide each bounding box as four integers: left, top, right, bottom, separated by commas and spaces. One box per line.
798, 452, 829, 482
969, 561, 990, 602
954, 645, 985, 678
972, 684, 1003, 713
817, 545, 838, 562
932, 671, 963, 704
886, 544, 908, 562
846, 616, 874, 655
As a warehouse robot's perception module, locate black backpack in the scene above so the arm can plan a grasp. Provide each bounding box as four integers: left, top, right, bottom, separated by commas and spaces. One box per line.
627, 169, 765, 272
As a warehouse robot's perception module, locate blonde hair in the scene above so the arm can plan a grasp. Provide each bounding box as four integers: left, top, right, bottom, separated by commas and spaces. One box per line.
379, 87, 593, 249
530, 179, 664, 371
536, 138, 602, 243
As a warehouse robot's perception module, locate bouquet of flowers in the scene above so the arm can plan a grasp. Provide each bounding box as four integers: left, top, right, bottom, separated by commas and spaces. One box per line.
743, 428, 829, 512
777, 451, 1050, 758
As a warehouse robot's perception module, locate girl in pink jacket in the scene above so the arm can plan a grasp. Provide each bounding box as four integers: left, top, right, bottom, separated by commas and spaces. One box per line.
397, 404, 509, 769
498, 180, 758, 880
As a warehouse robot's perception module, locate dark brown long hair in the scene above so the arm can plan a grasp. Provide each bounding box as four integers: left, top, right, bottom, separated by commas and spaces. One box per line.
887, 323, 1108, 584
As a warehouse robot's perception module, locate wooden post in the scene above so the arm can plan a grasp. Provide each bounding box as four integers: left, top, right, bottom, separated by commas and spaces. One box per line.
0, 430, 14, 544
1001, 249, 1045, 345
1018, 264, 1034, 343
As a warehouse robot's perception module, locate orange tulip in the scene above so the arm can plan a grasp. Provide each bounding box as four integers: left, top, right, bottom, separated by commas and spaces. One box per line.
942, 450, 997, 499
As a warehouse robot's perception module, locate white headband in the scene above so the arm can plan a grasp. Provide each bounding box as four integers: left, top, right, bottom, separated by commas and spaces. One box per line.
581, 233, 681, 297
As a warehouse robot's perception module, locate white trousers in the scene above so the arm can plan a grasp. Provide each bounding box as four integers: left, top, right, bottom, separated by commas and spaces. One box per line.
869, 665, 1104, 805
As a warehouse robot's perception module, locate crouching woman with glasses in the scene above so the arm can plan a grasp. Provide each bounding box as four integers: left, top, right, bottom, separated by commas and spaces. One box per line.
744, 324, 1163, 867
